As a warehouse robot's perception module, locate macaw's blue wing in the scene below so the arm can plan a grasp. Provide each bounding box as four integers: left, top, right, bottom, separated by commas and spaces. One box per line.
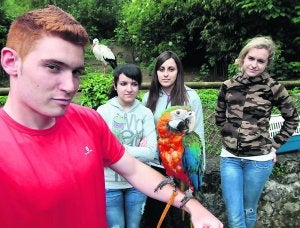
182, 131, 204, 191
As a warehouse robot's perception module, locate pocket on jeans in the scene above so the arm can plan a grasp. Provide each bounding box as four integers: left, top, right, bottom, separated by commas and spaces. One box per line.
254, 160, 274, 169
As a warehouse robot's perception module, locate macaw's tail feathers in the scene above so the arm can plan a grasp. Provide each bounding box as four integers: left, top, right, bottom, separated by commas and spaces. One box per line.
189, 172, 203, 191
182, 147, 204, 191
182, 131, 205, 192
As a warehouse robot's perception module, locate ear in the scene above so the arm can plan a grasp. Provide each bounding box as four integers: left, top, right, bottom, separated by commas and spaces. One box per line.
1, 47, 19, 77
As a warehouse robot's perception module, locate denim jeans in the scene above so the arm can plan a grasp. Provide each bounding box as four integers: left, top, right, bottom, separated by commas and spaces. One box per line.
106, 187, 147, 228
220, 157, 274, 228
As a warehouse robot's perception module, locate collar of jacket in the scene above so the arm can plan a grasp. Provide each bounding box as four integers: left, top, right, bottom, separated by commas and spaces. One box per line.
108, 97, 140, 112
234, 72, 271, 85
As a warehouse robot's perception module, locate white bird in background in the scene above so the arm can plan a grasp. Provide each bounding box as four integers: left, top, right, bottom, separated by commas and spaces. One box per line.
92, 38, 117, 76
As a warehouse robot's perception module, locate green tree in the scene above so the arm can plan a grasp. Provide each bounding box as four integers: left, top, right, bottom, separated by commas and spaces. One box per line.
0, 0, 13, 79
116, 0, 299, 80
115, 0, 190, 63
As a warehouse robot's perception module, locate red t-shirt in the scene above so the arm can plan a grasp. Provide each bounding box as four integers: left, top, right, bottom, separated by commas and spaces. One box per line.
0, 104, 125, 227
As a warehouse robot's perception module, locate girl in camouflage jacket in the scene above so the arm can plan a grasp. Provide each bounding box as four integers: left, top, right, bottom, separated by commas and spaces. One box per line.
215, 36, 299, 228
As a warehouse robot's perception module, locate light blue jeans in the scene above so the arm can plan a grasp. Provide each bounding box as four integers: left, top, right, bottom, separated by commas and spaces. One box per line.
220, 157, 274, 228
106, 187, 146, 228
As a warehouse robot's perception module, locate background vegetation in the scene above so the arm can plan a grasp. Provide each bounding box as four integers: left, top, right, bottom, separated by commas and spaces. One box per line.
0, 0, 299, 81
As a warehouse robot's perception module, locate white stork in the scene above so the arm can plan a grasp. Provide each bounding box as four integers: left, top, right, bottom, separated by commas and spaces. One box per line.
92, 38, 117, 75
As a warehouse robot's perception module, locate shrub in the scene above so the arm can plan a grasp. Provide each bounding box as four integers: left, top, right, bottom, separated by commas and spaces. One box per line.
196, 89, 218, 110
0, 96, 7, 106
80, 73, 113, 110
196, 89, 221, 157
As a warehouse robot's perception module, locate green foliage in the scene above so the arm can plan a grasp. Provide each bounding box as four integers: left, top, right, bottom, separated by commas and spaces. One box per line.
0, 3, 13, 49
237, 0, 299, 20
193, 64, 210, 81
67, 0, 122, 39
2, 0, 31, 18
271, 162, 288, 177
146, 58, 156, 76
115, 0, 299, 80
293, 5, 300, 23
0, 96, 7, 106
195, 89, 221, 157
288, 87, 300, 95
80, 73, 113, 110
291, 90, 300, 114
1, 0, 299, 82
8, 0, 122, 40
115, 0, 188, 64
289, 62, 300, 77
267, 41, 299, 80
137, 91, 145, 102
196, 89, 218, 110
269, 57, 292, 81
227, 63, 239, 79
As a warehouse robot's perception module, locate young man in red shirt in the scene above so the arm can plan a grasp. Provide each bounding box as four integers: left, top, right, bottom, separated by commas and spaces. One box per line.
0, 5, 223, 228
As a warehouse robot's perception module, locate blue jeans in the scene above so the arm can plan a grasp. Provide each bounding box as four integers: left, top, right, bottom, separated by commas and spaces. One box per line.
106, 187, 147, 228
220, 157, 274, 228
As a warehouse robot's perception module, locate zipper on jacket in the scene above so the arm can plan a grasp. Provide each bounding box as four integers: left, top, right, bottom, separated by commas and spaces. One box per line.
236, 127, 241, 156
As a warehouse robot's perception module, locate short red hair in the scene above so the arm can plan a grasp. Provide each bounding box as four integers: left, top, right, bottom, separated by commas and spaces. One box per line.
6, 5, 89, 59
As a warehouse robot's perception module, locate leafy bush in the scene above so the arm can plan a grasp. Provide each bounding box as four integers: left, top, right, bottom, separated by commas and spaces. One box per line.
193, 64, 210, 82
268, 42, 300, 80
287, 62, 300, 79
0, 96, 7, 106
137, 91, 146, 102
80, 73, 113, 110
271, 162, 288, 177
195, 89, 221, 157
227, 63, 239, 79
196, 89, 218, 110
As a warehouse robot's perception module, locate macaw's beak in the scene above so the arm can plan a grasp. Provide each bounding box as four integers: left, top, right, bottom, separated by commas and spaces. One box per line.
168, 119, 189, 132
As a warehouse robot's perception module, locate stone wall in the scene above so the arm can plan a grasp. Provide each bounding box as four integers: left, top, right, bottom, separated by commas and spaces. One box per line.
201, 151, 300, 228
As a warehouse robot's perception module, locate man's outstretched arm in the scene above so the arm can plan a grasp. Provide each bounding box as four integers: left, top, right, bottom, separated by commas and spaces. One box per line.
110, 152, 223, 228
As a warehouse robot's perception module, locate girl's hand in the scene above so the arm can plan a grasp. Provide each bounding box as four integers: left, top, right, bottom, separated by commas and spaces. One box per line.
139, 137, 147, 147
271, 147, 277, 163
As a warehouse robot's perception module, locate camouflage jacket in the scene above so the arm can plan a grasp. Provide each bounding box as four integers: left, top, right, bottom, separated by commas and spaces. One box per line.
215, 72, 299, 156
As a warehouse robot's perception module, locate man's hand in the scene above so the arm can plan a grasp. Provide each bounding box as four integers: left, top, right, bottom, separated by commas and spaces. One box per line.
184, 198, 223, 228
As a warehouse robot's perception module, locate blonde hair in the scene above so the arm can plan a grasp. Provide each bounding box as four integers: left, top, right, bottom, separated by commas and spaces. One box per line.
235, 36, 276, 71
6, 5, 89, 60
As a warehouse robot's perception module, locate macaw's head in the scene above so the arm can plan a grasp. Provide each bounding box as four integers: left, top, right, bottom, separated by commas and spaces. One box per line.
168, 107, 196, 133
